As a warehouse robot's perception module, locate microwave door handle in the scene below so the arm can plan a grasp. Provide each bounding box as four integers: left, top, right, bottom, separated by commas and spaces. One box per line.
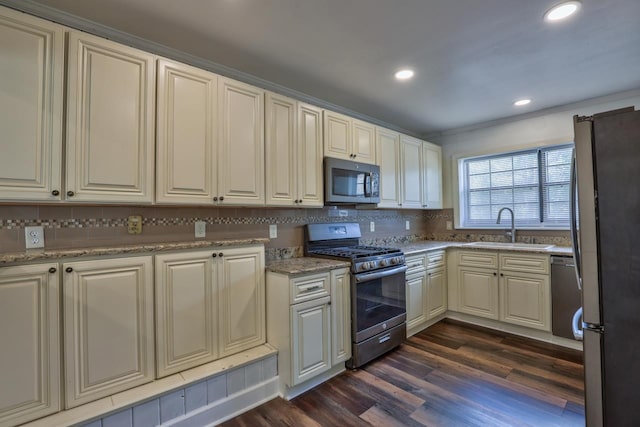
364, 173, 371, 197
570, 150, 583, 291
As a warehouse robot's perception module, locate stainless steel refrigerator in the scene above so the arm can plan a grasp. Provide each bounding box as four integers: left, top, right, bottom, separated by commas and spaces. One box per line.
572, 106, 640, 427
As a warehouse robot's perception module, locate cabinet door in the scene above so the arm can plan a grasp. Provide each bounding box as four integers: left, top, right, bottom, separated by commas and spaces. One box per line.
330, 268, 351, 365
0, 263, 60, 426
218, 246, 266, 357
457, 267, 499, 320
422, 141, 443, 209
218, 77, 265, 205
427, 268, 447, 319
406, 273, 427, 329
376, 127, 402, 208
155, 251, 218, 378
297, 102, 324, 207
0, 9, 63, 201
265, 92, 296, 206
63, 256, 154, 408
156, 59, 217, 204
500, 272, 550, 331
66, 31, 155, 203
401, 135, 423, 209
291, 296, 331, 385
323, 110, 351, 160
352, 119, 376, 164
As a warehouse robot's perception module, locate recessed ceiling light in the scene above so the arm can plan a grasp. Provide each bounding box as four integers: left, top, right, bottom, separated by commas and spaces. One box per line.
544, 1, 581, 22
514, 99, 532, 106
395, 69, 414, 80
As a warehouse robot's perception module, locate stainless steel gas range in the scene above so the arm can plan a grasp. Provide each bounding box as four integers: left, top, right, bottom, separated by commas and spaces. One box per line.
305, 223, 407, 368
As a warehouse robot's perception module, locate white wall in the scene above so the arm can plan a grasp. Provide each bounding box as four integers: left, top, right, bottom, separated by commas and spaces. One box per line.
433, 89, 640, 209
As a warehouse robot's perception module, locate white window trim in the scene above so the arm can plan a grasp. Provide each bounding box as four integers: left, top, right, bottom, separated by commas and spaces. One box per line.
451, 136, 574, 230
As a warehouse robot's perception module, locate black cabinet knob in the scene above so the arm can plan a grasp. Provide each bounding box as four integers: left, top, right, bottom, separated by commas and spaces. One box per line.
500, 273, 504, 277
219, 196, 224, 201
49, 267, 57, 274
67, 191, 74, 197
65, 267, 73, 273
212, 253, 217, 258
51, 190, 60, 196
493, 272, 497, 276
218, 252, 224, 257
213, 196, 218, 202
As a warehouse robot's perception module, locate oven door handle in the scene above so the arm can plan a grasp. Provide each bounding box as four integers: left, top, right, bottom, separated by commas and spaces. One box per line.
354, 265, 407, 283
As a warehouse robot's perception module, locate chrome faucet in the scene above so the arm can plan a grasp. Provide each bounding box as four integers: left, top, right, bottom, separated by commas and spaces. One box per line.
496, 207, 516, 243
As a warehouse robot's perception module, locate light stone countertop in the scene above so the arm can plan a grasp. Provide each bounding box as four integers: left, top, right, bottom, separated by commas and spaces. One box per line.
266, 257, 350, 275
0, 238, 270, 265
394, 240, 573, 256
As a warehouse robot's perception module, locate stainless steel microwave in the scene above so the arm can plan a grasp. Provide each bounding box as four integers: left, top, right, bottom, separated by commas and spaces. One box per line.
324, 157, 380, 204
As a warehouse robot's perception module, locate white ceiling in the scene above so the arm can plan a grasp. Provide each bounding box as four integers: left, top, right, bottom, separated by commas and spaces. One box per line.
23, 0, 640, 135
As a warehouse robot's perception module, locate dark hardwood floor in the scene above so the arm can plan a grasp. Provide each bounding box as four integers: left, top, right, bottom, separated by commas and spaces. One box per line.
221, 320, 585, 426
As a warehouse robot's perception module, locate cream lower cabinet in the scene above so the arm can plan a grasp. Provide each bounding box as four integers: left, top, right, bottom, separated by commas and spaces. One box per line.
155, 251, 218, 378
66, 31, 155, 203
62, 256, 155, 408
265, 92, 323, 207
0, 7, 64, 201
452, 250, 551, 331
218, 246, 266, 357
406, 250, 447, 336
0, 263, 60, 427
267, 268, 350, 388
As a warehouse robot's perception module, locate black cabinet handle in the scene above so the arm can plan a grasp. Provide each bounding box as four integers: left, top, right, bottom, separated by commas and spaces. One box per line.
66, 191, 74, 197
51, 190, 60, 196
218, 252, 224, 257
49, 267, 57, 274
65, 267, 73, 273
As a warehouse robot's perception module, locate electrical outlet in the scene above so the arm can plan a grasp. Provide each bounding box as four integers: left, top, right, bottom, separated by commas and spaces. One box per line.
269, 224, 278, 239
25, 226, 45, 249
446, 221, 453, 230
405, 220, 410, 230
127, 215, 143, 234
195, 221, 206, 238
370, 221, 375, 232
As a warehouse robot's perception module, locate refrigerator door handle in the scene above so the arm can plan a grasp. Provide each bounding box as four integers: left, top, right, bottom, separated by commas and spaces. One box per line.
570, 150, 583, 291
572, 307, 584, 341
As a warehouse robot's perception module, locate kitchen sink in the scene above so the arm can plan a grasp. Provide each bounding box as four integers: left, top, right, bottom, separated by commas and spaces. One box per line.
462, 242, 555, 250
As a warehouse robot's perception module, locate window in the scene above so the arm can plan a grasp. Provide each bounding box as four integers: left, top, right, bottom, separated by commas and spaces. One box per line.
459, 144, 573, 228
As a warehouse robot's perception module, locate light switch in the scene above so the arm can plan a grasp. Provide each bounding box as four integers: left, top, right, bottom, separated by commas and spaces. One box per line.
446, 221, 453, 230
269, 224, 278, 239
195, 221, 206, 238
370, 221, 375, 232
405, 220, 410, 230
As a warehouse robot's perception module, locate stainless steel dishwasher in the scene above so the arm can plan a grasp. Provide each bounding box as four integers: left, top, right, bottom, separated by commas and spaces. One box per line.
551, 255, 582, 340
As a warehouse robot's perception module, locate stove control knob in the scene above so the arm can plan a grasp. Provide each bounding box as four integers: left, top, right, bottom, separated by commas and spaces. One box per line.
379, 259, 388, 267
364, 262, 372, 270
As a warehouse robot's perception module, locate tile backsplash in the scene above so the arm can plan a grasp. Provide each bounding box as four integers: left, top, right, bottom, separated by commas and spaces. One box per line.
0, 206, 570, 259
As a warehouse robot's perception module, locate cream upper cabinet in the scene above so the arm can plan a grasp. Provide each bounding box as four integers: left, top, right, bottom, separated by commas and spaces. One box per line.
218, 245, 266, 357
218, 77, 265, 205
0, 8, 63, 201
0, 263, 60, 427
66, 31, 155, 203
155, 250, 218, 378
323, 111, 376, 164
421, 141, 443, 209
330, 268, 351, 365
400, 135, 423, 209
376, 127, 402, 208
63, 256, 154, 408
265, 93, 323, 207
156, 58, 217, 204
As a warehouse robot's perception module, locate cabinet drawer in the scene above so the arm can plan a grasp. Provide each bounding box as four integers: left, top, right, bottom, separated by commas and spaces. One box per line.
458, 251, 498, 269
499, 253, 550, 274
405, 254, 427, 274
426, 250, 445, 269
290, 272, 330, 304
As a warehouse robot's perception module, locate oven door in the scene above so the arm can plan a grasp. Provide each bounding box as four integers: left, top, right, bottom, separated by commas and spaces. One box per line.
352, 265, 407, 342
